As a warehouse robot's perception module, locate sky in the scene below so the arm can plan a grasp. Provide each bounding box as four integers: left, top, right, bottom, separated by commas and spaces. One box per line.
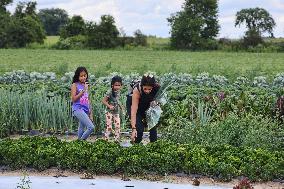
7, 0, 284, 38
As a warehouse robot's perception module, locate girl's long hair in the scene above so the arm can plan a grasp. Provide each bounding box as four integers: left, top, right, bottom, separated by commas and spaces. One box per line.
72, 67, 88, 83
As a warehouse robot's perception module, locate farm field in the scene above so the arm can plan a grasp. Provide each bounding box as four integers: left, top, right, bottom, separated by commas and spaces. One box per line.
1, 0, 284, 187
1, 49, 284, 79
0, 50, 284, 186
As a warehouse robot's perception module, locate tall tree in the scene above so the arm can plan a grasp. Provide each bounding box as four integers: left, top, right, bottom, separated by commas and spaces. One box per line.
38, 8, 69, 35
0, 0, 13, 13
235, 8, 276, 47
0, 0, 12, 47
168, 0, 219, 50
9, 1, 45, 47
235, 8, 276, 38
0, 13, 11, 47
14, 1, 37, 19
60, 15, 85, 38
85, 15, 119, 48
133, 29, 147, 46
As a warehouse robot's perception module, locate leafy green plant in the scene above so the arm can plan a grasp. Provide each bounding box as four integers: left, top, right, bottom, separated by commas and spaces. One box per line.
56, 62, 69, 76
189, 100, 212, 127
0, 137, 283, 181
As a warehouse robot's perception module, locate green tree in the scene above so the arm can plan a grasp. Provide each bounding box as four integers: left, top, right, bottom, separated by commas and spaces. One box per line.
6, 15, 45, 47
14, 1, 37, 19
0, 0, 12, 47
38, 8, 69, 35
0, 0, 13, 13
85, 15, 119, 48
133, 29, 147, 46
235, 8, 276, 47
6, 1, 46, 47
0, 13, 11, 47
60, 15, 85, 38
235, 8, 276, 37
168, 0, 219, 50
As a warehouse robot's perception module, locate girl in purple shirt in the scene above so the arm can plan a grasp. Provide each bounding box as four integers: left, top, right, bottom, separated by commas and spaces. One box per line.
71, 67, 95, 140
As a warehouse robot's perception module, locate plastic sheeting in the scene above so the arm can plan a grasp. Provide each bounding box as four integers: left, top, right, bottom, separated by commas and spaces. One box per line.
0, 176, 230, 189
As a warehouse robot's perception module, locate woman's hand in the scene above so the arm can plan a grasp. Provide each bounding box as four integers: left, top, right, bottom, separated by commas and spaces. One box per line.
131, 128, 137, 142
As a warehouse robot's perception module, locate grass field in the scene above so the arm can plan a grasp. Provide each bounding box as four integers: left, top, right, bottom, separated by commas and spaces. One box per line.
44, 36, 60, 46
40, 35, 170, 49
1, 48, 284, 80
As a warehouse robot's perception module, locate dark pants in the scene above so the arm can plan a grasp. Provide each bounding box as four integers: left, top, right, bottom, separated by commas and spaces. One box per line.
126, 95, 157, 143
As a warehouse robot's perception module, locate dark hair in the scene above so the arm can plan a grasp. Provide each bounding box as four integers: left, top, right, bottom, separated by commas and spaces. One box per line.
141, 75, 156, 87
111, 75, 122, 87
72, 67, 88, 83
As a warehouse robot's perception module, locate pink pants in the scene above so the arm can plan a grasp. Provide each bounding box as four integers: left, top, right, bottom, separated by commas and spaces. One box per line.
104, 112, 120, 141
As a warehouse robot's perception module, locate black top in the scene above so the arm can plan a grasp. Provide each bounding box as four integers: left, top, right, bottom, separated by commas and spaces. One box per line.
136, 83, 160, 116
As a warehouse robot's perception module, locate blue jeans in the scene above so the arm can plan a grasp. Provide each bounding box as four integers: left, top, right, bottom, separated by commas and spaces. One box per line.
73, 109, 95, 140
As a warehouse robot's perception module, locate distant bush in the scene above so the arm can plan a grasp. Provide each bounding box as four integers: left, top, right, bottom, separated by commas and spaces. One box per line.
52, 35, 86, 50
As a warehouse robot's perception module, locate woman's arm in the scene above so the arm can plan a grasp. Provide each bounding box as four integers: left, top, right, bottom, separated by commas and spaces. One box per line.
131, 88, 140, 129
71, 83, 85, 102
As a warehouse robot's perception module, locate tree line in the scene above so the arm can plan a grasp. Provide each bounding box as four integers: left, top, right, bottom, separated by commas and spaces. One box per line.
0, 0, 280, 50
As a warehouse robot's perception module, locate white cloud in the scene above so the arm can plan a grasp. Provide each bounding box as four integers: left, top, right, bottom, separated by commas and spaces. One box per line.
219, 15, 235, 24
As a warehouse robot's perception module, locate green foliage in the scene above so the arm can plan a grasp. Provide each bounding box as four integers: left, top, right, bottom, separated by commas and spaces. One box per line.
0, 137, 283, 181
162, 109, 283, 151
117, 29, 148, 48
0, 0, 13, 13
235, 8, 276, 47
38, 8, 69, 36
1, 71, 284, 144
243, 29, 263, 48
14, 1, 38, 19
0, 88, 74, 135
0, 123, 9, 138
85, 15, 119, 48
133, 29, 147, 47
218, 38, 284, 52
53, 35, 86, 50
168, 0, 219, 50
0, 1, 45, 48
0, 12, 11, 48
161, 85, 284, 151
57, 14, 119, 49
235, 8, 276, 38
56, 62, 69, 75
60, 15, 85, 39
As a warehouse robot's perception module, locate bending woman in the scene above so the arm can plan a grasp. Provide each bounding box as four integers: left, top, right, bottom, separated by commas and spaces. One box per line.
127, 74, 160, 143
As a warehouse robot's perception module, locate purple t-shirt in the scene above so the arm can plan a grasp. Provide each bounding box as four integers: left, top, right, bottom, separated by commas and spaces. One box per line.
72, 82, 90, 114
